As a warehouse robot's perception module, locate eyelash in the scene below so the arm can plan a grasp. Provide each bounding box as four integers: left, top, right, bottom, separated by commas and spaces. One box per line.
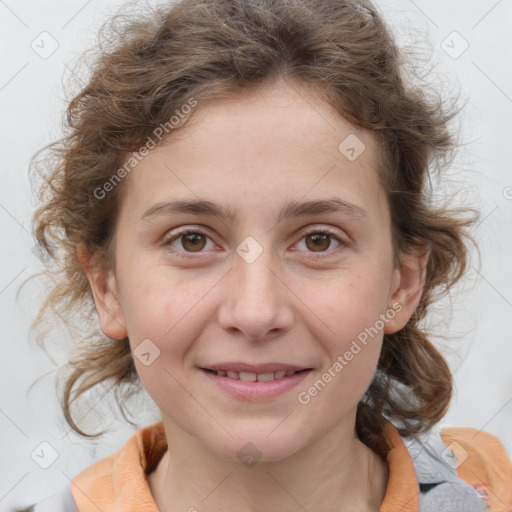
161, 226, 349, 260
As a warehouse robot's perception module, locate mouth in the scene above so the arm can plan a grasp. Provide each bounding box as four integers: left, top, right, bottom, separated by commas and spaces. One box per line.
198, 363, 313, 400
201, 368, 309, 381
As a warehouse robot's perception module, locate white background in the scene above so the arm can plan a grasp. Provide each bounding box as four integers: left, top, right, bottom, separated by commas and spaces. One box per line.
0, 0, 511, 510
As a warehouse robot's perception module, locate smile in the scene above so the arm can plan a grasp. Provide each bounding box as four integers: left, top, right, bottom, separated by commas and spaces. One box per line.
199, 366, 313, 400
203, 368, 306, 381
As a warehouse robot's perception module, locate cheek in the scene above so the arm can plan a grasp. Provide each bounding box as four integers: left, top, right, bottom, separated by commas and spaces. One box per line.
307, 273, 390, 392
298, 290, 385, 423
120, 272, 212, 398
317, 273, 392, 344
294, 332, 383, 441
120, 260, 216, 342
320, 319, 383, 397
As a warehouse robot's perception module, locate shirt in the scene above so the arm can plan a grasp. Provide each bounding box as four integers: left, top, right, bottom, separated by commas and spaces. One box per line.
32, 420, 512, 512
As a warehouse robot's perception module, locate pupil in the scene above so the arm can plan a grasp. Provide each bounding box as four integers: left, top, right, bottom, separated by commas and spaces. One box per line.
188, 234, 201, 244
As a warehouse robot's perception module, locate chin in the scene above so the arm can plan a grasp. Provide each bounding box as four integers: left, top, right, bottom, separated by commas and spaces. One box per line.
202, 426, 308, 466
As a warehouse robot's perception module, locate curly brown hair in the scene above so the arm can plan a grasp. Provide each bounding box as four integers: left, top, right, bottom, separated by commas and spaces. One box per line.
26, 0, 477, 458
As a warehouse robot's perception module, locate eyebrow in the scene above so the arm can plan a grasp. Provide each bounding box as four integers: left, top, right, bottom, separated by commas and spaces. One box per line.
140, 198, 368, 223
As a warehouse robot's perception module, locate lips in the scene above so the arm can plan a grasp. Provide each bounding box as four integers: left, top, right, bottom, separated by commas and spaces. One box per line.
203, 368, 305, 381
199, 363, 313, 400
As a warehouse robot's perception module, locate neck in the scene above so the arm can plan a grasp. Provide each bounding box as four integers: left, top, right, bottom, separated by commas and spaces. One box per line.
148, 415, 389, 512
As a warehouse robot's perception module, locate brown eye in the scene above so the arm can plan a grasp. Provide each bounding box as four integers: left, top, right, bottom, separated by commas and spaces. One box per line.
180, 232, 207, 252
163, 228, 214, 256
294, 228, 345, 257
305, 233, 332, 252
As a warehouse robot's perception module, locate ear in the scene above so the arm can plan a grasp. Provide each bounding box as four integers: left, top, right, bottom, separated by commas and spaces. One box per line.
77, 243, 128, 340
384, 245, 429, 334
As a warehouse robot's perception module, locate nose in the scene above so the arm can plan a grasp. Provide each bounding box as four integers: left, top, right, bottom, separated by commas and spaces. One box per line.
217, 248, 294, 341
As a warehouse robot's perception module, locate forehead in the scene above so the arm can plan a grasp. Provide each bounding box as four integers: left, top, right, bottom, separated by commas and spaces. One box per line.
120, 81, 387, 224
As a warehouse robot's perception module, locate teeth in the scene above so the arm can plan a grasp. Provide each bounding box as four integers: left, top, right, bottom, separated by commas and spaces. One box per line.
211, 369, 300, 380
239, 372, 257, 382
257, 372, 275, 382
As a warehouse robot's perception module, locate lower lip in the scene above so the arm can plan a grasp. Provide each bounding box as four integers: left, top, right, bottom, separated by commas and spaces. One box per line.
199, 368, 312, 400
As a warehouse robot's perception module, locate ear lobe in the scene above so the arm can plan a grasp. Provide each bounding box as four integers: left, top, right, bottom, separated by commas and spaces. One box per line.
77, 243, 128, 340
384, 246, 429, 335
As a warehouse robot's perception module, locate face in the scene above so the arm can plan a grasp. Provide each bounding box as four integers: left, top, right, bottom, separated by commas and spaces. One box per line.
82, 80, 425, 463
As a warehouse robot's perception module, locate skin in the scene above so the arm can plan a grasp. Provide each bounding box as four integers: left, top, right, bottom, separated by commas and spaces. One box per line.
79, 79, 428, 512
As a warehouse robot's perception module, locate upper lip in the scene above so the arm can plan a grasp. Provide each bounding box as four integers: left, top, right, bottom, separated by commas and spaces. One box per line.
200, 362, 312, 373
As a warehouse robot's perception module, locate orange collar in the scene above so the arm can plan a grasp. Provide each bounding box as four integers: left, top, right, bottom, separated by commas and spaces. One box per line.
380, 421, 420, 511
70, 421, 420, 512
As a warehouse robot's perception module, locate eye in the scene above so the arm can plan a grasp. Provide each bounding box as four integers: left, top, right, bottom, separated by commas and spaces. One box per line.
293, 227, 346, 257
162, 227, 215, 256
